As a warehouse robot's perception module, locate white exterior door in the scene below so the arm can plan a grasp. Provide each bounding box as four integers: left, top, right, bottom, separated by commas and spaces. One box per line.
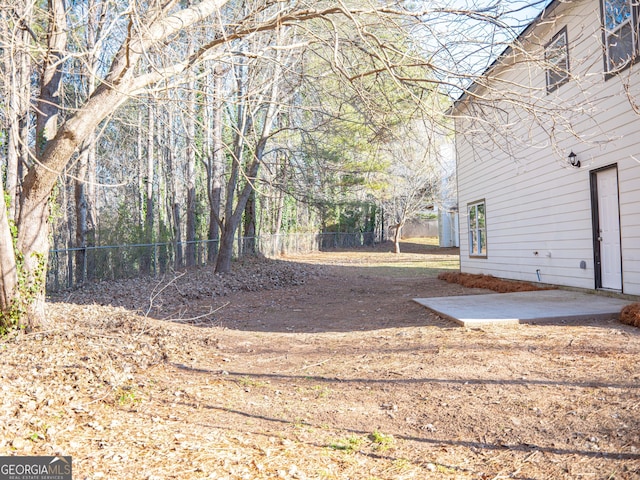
595, 168, 622, 290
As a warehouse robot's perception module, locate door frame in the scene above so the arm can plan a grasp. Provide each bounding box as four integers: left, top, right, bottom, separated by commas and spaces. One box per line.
590, 164, 623, 291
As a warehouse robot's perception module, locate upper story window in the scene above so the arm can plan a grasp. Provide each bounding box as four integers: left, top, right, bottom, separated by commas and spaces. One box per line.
601, 0, 639, 74
545, 27, 570, 93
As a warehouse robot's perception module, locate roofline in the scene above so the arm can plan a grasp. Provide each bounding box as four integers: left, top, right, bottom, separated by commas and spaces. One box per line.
449, 0, 560, 111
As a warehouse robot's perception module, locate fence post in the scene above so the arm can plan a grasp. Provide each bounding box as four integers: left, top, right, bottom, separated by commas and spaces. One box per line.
54, 251, 59, 291
83, 248, 87, 283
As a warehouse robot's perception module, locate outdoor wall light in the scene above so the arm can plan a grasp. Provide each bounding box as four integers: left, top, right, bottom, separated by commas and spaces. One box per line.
568, 151, 580, 168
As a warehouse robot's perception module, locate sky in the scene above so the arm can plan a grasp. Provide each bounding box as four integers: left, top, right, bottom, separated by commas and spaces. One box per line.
414, 0, 554, 96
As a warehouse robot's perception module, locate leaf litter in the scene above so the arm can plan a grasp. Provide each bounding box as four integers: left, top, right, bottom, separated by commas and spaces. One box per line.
1, 240, 639, 479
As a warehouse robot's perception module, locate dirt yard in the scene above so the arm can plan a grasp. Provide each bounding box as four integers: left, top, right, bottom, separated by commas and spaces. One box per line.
1, 238, 639, 479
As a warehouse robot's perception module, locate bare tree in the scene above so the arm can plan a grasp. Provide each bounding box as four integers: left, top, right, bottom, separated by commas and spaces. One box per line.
2, 1, 33, 221
215, 23, 295, 272
204, 64, 226, 263
0, 0, 549, 329
379, 118, 445, 254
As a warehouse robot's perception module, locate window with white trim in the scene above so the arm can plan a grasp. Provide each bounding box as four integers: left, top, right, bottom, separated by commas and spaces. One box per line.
468, 200, 487, 257
545, 28, 569, 93
601, 0, 639, 73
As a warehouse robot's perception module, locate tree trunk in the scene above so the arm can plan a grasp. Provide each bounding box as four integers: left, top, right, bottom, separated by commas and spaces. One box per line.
215, 155, 262, 272
14, 0, 68, 327
64, 175, 74, 289
185, 88, 197, 266
36, 0, 66, 155
392, 222, 404, 254
74, 0, 103, 283
0, 183, 18, 323
15, 76, 132, 328
87, 139, 98, 245
243, 189, 257, 254
215, 220, 236, 274
173, 203, 183, 268
214, 59, 248, 274
137, 109, 145, 228
85, 0, 103, 247
214, 154, 243, 273
83, 132, 97, 279
141, 99, 155, 274
165, 108, 183, 269
273, 157, 288, 237
216, 153, 264, 272
2, 3, 32, 222
207, 66, 225, 263
15, 196, 51, 328
215, 47, 282, 272
146, 100, 155, 252
74, 149, 89, 284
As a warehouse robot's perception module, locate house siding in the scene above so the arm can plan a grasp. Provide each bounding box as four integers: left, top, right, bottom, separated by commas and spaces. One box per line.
454, 0, 640, 295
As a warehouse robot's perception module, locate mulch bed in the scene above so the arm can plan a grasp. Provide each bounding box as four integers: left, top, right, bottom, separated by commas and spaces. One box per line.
437, 272, 553, 293
621, 303, 640, 327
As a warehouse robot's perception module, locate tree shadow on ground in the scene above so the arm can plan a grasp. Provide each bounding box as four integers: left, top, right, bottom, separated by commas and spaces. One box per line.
46, 239, 469, 332
47, 238, 635, 334
394, 241, 459, 255
160, 372, 640, 463
172, 363, 640, 391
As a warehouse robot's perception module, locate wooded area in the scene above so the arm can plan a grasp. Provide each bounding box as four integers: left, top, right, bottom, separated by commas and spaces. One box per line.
0, 0, 536, 330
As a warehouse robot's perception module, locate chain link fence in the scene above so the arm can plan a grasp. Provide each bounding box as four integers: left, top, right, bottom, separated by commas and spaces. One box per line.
47, 231, 378, 292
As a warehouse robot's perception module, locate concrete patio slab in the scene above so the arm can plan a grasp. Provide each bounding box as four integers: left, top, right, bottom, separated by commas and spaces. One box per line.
413, 290, 635, 327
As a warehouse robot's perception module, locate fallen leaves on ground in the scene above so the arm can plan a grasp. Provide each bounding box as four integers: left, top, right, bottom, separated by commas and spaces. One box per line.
1, 240, 639, 479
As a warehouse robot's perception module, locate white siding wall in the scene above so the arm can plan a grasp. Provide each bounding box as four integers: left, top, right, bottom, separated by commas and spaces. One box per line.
455, 0, 640, 295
